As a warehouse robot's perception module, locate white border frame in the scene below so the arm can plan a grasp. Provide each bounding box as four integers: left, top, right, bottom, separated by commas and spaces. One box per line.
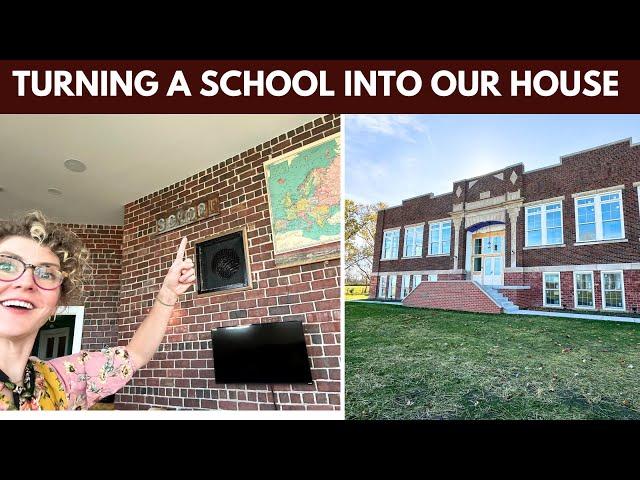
573, 271, 595, 310
542, 272, 562, 308
428, 220, 452, 256
574, 189, 625, 244
381, 228, 400, 260
378, 275, 387, 298
524, 201, 564, 248
387, 275, 397, 299
600, 270, 626, 311
402, 224, 424, 258
400, 274, 411, 299
637, 185, 640, 224
56, 305, 85, 354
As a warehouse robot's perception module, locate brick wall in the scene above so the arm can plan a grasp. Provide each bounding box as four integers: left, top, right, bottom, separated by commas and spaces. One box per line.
498, 288, 532, 309
116, 114, 341, 410
65, 224, 122, 351
520, 140, 640, 267
624, 271, 640, 312
402, 281, 502, 314
369, 276, 379, 299
505, 269, 640, 312
372, 193, 455, 276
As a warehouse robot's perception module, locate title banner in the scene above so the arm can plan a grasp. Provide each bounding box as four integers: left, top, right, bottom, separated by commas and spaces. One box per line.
0, 60, 638, 113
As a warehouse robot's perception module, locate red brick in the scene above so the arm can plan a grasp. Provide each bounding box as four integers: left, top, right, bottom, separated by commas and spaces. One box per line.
111, 114, 341, 411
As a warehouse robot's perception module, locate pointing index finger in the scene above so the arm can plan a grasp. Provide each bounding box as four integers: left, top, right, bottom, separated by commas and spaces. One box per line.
175, 237, 188, 262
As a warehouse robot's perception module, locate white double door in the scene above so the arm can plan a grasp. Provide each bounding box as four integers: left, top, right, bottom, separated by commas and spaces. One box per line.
471, 231, 505, 286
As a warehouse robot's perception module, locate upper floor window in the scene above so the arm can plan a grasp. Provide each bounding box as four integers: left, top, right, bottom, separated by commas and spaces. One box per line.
575, 190, 624, 242
381, 229, 400, 260
525, 202, 563, 246
428, 221, 451, 256
403, 224, 424, 257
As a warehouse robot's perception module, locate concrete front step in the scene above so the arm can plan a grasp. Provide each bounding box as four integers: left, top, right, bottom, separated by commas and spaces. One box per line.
479, 285, 520, 312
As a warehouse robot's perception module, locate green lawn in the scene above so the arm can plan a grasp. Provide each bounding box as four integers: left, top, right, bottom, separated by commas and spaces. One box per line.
346, 294, 369, 301
346, 302, 640, 420
345, 285, 369, 301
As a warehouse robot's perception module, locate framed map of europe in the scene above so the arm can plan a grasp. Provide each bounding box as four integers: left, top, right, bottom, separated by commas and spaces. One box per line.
263, 132, 341, 267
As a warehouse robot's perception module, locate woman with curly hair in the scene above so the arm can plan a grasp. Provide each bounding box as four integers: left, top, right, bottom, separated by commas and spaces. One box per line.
0, 211, 196, 410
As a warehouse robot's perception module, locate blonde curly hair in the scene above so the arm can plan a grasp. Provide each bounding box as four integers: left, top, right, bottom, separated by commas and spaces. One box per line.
0, 210, 91, 306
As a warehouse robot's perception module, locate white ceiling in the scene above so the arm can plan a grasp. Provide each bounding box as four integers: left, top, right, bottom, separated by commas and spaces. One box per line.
0, 114, 321, 225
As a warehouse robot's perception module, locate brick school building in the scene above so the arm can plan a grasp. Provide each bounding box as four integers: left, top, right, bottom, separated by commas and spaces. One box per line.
371, 139, 640, 315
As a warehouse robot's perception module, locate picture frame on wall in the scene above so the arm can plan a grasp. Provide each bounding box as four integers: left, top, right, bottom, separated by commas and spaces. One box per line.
263, 132, 341, 268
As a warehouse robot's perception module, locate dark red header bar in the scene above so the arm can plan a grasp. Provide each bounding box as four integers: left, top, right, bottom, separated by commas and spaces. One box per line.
0, 60, 637, 113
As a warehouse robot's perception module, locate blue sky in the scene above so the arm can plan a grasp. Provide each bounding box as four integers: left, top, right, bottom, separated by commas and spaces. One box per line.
346, 114, 640, 206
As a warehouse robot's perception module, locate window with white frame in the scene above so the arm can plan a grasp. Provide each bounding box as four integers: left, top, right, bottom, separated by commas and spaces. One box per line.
412, 274, 422, 290
387, 275, 397, 299
401, 274, 411, 299
378, 275, 387, 298
381, 229, 400, 260
574, 272, 594, 309
403, 224, 424, 257
427, 274, 438, 281
601, 271, 625, 310
575, 191, 624, 242
428, 221, 451, 255
543, 272, 561, 307
525, 202, 563, 246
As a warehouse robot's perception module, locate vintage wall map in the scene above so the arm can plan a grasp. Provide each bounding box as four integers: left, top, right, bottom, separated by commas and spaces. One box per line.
264, 132, 340, 267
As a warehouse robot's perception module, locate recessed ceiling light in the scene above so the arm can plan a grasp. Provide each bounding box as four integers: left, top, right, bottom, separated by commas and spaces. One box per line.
47, 188, 63, 196
64, 159, 87, 173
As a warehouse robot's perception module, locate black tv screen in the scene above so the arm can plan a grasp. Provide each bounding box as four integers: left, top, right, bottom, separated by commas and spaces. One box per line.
211, 320, 313, 384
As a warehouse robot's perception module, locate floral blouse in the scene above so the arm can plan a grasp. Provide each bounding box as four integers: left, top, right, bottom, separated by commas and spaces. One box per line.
0, 347, 136, 411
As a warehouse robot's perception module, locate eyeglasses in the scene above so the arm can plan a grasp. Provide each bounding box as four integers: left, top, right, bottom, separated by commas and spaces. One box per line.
0, 254, 66, 290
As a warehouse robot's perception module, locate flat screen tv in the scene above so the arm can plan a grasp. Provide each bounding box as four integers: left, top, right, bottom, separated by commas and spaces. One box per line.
211, 320, 313, 384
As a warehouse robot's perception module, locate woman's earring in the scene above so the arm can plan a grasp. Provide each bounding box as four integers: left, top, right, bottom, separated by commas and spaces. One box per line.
48, 314, 56, 323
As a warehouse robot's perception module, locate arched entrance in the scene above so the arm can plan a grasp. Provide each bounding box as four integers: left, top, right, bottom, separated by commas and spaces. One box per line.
466, 221, 506, 286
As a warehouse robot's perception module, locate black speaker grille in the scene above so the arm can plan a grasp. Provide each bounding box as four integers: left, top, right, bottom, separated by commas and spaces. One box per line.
211, 248, 240, 279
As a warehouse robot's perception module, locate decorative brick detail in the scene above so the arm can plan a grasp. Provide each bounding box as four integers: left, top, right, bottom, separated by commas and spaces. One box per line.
116, 114, 341, 410
402, 281, 502, 314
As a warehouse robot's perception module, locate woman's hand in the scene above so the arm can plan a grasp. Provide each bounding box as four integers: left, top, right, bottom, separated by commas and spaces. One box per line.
158, 237, 196, 304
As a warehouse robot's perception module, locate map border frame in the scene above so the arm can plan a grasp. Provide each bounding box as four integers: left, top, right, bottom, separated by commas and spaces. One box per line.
263, 131, 341, 268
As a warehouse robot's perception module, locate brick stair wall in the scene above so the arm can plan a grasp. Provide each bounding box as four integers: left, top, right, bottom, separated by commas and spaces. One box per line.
402, 280, 502, 314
